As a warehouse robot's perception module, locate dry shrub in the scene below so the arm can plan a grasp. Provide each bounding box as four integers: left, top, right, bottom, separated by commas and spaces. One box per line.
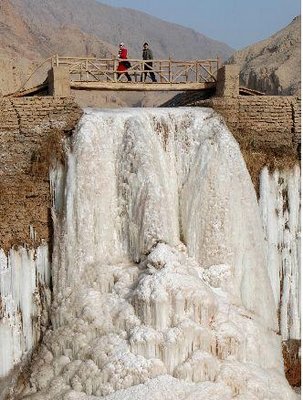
241, 148, 299, 196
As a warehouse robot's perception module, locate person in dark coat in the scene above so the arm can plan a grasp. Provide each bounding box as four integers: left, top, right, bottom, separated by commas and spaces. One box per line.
141, 42, 157, 82
117, 42, 132, 82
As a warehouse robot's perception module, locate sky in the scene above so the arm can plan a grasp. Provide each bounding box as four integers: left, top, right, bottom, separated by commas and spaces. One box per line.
97, 0, 301, 49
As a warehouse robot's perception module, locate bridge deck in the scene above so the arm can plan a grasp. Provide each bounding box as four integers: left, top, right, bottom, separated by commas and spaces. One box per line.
71, 81, 216, 91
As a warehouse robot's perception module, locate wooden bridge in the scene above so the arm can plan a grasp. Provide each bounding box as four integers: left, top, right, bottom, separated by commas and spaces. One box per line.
5, 57, 251, 99
51, 55, 220, 91
7, 55, 222, 97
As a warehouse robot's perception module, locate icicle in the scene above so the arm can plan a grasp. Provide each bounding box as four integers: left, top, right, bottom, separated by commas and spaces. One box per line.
259, 166, 301, 340
0, 245, 51, 377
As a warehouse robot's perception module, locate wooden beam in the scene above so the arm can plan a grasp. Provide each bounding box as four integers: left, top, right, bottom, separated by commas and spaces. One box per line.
70, 81, 216, 91
4, 83, 48, 98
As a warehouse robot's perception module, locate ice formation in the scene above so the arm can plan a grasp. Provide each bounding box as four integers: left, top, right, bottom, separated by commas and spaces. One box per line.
5, 108, 298, 399
0, 244, 51, 377
259, 166, 301, 340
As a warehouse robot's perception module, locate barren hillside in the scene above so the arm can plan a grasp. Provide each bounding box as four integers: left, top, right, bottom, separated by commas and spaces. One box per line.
9, 0, 234, 60
227, 16, 301, 95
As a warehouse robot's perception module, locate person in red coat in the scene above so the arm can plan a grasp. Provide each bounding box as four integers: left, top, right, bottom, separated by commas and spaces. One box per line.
117, 42, 132, 82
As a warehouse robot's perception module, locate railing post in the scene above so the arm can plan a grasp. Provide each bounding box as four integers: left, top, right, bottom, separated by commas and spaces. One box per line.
159, 61, 162, 83
139, 60, 144, 82
195, 61, 198, 83
114, 58, 117, 82
85, 59, 88, 81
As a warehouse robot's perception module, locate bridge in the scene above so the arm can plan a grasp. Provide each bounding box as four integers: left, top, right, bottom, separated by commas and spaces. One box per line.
5, 56, 254, 99
7, 55, 222, 97
52, 55, 219, 91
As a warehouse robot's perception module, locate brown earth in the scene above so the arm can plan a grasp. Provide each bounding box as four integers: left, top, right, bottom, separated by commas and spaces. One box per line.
283, 340, 301, 387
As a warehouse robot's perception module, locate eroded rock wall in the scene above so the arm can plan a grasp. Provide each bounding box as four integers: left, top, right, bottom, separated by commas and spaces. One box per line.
0, 97, 82, 251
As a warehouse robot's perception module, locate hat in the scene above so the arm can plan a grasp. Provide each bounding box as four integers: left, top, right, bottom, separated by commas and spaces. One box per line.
119, 42, 125, 46
143, 42, 149, 46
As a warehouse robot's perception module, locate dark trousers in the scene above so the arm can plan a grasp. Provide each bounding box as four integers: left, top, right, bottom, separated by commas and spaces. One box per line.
118, 72, 132, 82
141, 62, 157, 82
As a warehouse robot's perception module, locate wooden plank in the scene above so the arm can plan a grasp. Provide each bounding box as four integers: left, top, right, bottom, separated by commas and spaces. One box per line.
70, 81, 216, 91
4, 83, 48, 97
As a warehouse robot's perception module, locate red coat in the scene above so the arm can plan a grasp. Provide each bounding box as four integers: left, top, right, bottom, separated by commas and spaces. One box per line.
117, 48, 129, 72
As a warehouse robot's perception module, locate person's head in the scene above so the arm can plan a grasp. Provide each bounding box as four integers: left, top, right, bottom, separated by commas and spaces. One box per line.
119, 42, 125, 48
143, 42, 149, 48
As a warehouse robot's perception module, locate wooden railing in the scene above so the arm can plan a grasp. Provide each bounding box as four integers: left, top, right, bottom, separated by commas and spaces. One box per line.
51, 55, 220, 85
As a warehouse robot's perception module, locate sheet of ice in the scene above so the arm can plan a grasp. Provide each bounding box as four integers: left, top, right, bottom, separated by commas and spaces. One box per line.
15, 108, 296, 399
259, 166, 301, 339
0, 244, 51, 377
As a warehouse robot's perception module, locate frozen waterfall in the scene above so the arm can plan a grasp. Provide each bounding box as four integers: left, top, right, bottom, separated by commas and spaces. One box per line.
6, 108, 298, 399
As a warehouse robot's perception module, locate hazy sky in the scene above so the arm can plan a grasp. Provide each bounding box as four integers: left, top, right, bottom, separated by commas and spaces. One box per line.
97, 0, 301, 49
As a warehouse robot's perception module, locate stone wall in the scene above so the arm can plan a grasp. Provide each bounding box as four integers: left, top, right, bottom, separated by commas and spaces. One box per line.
0, 97, 82, 252
200, 96, 300, 154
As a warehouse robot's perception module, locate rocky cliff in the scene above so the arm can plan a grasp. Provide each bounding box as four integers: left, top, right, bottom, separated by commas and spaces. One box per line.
226, 16, 301, 95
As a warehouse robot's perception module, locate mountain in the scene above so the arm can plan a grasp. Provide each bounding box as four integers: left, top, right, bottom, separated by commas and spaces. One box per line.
226, 16, 301, 95
0, 0, 234, 104
8, 0, 234, 60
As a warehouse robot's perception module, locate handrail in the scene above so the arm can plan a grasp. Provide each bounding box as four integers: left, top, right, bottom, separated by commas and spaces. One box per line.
53, 56, 220, 64
52, 55, 220, 85
17, 57, 52, 93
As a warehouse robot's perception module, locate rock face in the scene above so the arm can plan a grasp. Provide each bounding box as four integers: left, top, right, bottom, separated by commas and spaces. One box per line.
0, 97, 82, 251
226, 16, 301, 95
283, 340, 301, 387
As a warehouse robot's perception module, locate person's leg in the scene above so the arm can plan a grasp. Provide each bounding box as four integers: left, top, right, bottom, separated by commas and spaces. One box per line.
141, 63, 148, 82
150, 71, 157, 82
146, 63, 157, 82
125, 72, 132, 81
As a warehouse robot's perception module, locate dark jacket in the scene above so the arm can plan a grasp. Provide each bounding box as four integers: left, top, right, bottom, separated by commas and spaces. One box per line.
142, 48, 153, 60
